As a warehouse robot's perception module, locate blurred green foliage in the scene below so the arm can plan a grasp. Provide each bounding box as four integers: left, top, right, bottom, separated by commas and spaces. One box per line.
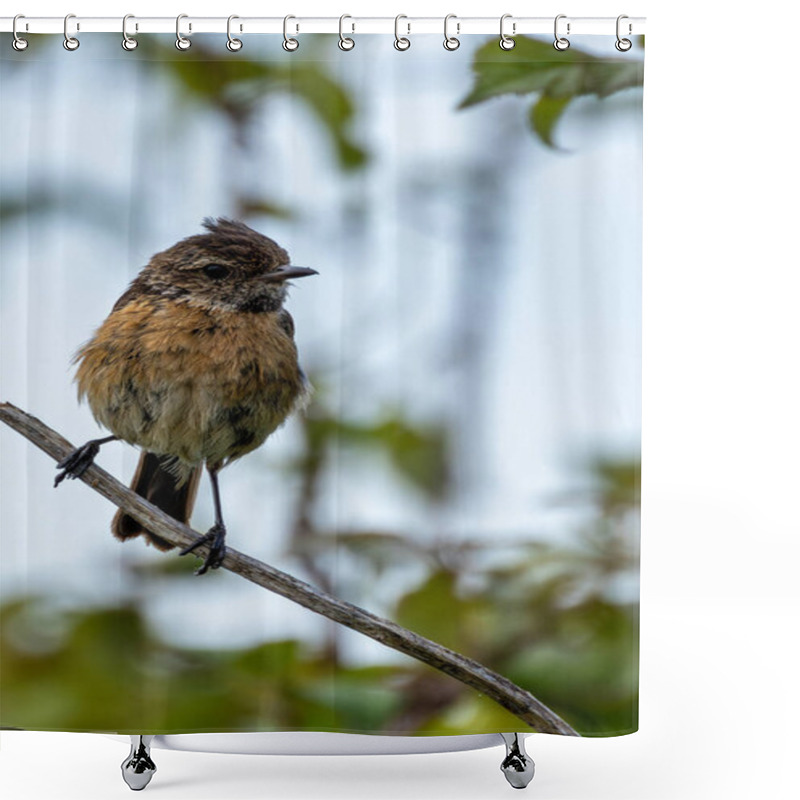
1, 408, 639, 735
299, 408, 451, 502
146, 40, 368, 172
461, 37, 644, 147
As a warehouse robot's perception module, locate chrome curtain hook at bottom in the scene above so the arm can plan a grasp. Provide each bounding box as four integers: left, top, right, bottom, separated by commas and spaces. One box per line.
444, 14, 460, 51
338, 14, 355, 50
499, 13, 516, 50
226, 15, 243, 51
615, 14, 632, 51
122, 14, 138, 51
394, 14, 411, 51
554, 14, 570, 51
176, 13, 191, 50
12, 14, 28, 51
63, 13, 80, 51
283, 15, 299, 51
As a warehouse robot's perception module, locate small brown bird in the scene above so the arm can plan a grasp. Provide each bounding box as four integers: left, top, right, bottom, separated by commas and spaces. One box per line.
54, 218, 317, 574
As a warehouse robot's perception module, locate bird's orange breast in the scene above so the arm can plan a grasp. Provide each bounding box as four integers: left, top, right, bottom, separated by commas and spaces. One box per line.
75, 296, 310, 469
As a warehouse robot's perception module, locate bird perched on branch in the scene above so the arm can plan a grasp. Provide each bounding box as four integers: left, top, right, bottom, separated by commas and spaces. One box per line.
54, 218, 317, 574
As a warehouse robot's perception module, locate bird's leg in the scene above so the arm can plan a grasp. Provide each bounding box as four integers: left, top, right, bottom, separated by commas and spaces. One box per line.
54, 435, 118, 487
179, 465, 227, 575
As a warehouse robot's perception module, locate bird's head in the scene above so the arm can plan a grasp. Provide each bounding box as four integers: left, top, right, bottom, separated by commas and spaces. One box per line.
139, 217, 317, 312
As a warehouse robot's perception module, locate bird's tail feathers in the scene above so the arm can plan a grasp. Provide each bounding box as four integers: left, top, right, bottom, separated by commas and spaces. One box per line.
112, 452, 201, 551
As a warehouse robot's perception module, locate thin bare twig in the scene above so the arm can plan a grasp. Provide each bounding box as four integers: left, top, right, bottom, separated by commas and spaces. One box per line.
0, 401, 578, 736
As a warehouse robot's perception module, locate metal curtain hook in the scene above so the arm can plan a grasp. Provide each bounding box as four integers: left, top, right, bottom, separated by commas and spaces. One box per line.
226, 15, 243, 51
553, 14, 570, 51
443, 14, 460, 51
121, 14, 138, 51
63, 13, 80, 51
394, 14, 410, 51
283, 15, 299, 51
175, 13, 191, 50
499, 13, 516, 50
338, 14, 355, 50
12, 14, 29, 51
615, 14, 632, 51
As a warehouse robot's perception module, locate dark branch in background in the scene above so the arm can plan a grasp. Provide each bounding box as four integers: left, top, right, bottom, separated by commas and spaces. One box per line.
0, 402, 578, 737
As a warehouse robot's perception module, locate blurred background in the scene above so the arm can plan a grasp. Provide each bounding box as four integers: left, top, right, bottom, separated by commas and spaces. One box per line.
0, 33, 642, 736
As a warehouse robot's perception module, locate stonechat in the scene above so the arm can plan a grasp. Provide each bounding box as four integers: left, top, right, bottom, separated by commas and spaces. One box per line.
54, 218, 317, 574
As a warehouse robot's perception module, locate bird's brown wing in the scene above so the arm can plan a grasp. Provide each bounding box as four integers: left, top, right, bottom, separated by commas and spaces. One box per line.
111, 277, 148, 312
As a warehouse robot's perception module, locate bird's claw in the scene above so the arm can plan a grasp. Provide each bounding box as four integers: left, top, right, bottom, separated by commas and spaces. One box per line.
54, 441, 101, 487
179, 523, 227, 575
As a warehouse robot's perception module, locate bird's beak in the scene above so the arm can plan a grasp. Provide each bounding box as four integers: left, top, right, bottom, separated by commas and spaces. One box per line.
263, 266, 319, 283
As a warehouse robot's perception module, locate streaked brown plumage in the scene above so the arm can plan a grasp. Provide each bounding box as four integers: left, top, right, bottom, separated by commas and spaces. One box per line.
56, 218, 317, 574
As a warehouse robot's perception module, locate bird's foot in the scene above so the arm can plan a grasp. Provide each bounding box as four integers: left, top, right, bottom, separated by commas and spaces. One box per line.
54, 441, 103, 487
179, 523, 227, 575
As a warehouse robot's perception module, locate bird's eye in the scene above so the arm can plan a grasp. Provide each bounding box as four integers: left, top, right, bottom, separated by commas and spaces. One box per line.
203, 263, 229, 280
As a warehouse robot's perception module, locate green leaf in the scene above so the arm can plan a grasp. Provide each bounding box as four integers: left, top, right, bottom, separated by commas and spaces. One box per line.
460, 36, 643, 147
269, 63, 369, 170
395, 571, 466, 651
142, 42, 368, 172
301, 676, 401, 731
305, 411, 450, 500
592, 458, 641, 516
529, 95, 573, 148
461, 36, 642, 108
374, 418, 449, 499
237, 198, 295, 220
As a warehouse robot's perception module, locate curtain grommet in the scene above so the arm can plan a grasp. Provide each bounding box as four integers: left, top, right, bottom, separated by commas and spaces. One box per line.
175, 14, 191, 51
394, 15, 411, 51
63, 13, 80, 51
553, 14, 570, 51
283, 15, 300, 51
12, 15, 29, 51
338, 14, 355, 51
121, 14, 138, 51
226, 15, 243, 52
499, 14, 516, 50
444, 14, 460, 51
615, 15, 632, 51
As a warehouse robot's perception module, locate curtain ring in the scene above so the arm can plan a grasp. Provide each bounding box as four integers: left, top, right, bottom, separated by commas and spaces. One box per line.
499, 13, 516, 50
175, 13, 191, 50
12, 15, 29, 51
121, 14, 138, 51
226, 15, 243, 51
553, 14, 570, 51
63, 13, 80, 51
615, 15, 632, 51
443, 14, 460, 51
394, 14, 411, 51
283, 15, 299, 51
338, 14, 355, 50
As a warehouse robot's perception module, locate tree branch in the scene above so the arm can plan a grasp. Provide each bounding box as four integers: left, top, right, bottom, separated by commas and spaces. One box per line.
0, 401, 578, 737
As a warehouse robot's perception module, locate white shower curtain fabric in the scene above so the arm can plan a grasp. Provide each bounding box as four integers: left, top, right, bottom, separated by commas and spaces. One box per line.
0, 30, 643, 738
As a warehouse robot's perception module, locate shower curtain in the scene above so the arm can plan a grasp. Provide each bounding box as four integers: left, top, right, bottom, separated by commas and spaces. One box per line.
0, 28, 643, 742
